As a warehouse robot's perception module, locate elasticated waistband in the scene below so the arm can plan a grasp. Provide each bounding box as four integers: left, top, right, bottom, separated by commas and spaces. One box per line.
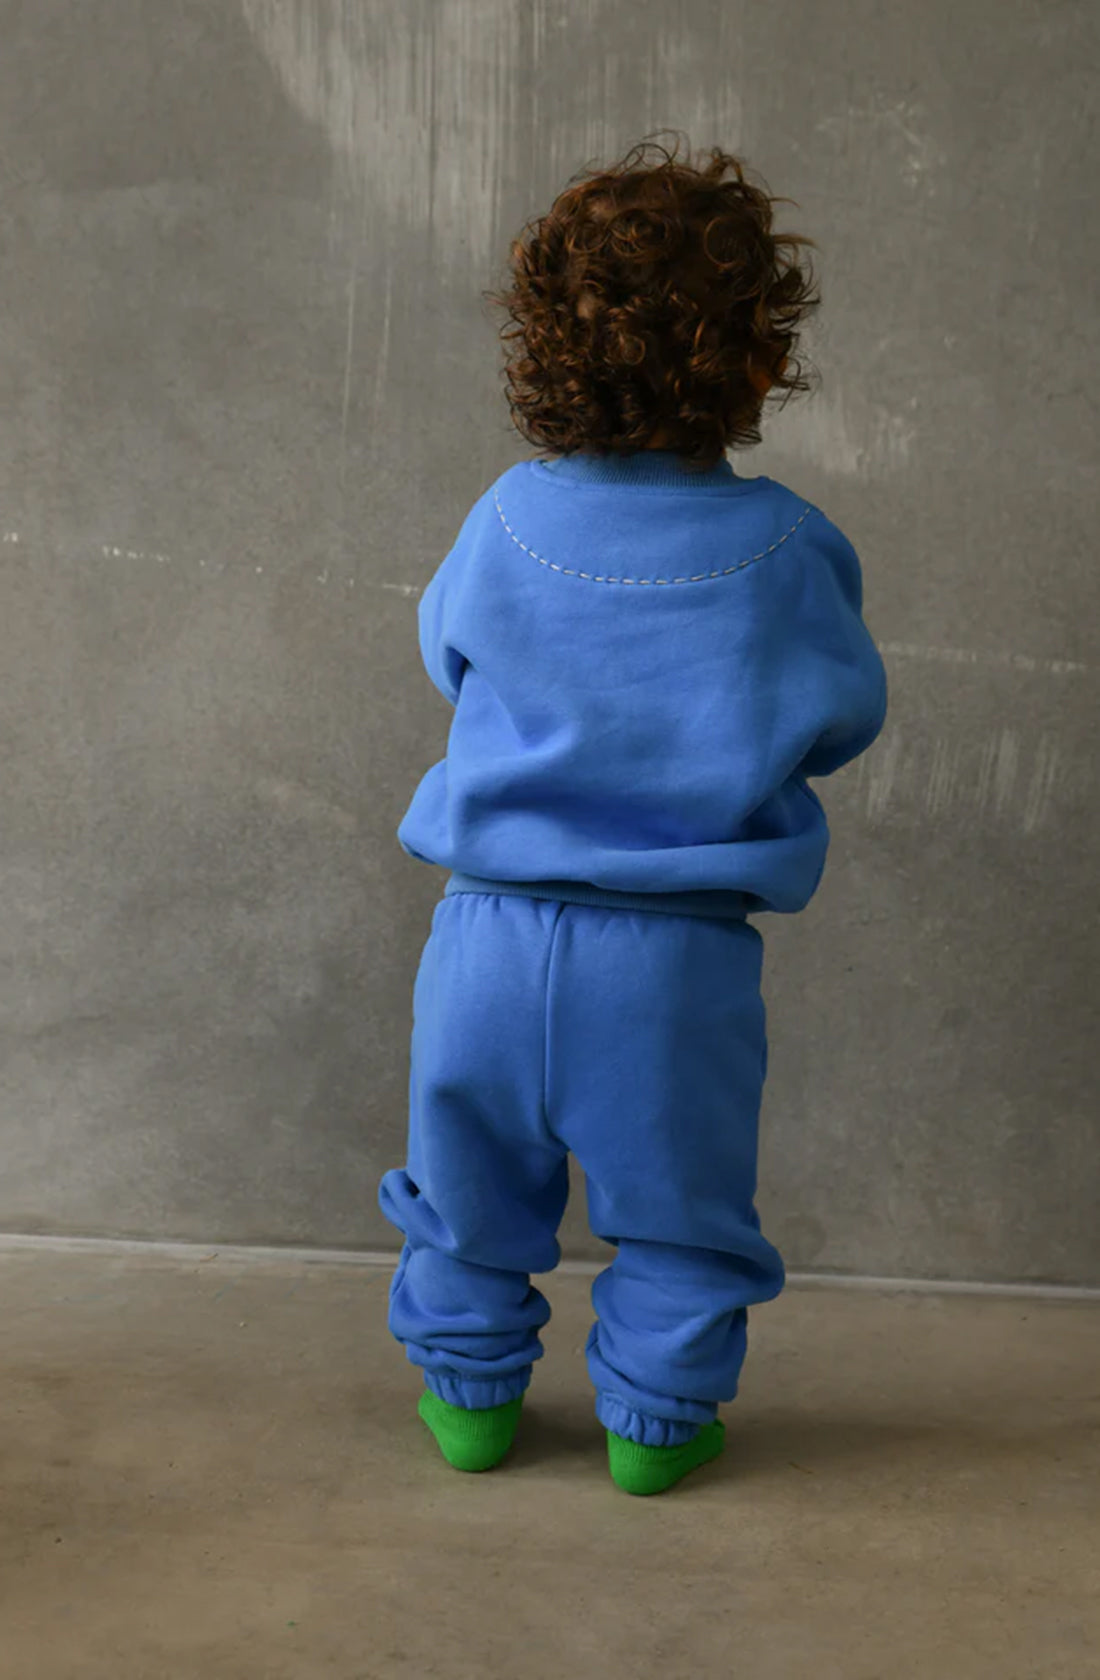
444, 873, 751, 922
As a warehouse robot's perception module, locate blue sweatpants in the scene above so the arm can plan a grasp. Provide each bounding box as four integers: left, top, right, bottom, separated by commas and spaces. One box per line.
379, 892, 784, 1447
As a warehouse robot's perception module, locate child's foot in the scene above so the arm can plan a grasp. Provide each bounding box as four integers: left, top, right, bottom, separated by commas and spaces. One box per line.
418, 1390, 524, 1472
607, 1420, 726, 1495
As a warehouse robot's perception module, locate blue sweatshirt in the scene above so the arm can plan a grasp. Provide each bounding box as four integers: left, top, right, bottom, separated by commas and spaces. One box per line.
398, 451, 887, 917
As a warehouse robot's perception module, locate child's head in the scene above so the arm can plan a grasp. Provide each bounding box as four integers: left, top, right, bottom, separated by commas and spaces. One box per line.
492, 137, 818, 467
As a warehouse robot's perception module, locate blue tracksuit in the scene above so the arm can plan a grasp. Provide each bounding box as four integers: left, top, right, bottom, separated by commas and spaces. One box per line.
380, 450, 887, 1444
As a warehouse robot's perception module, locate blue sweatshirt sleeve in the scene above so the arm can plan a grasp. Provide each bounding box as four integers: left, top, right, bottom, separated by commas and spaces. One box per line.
416, 549, 467, 706
795, 513, 888, 779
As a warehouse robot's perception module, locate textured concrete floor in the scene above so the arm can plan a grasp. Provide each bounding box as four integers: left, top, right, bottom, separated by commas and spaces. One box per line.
1, 1248, 1097, 1680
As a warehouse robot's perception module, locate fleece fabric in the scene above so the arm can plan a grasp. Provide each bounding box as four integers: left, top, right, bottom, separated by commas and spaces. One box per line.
384, 450, 887, 1444
379, 891, 785, 1447
398, 451, 887, 916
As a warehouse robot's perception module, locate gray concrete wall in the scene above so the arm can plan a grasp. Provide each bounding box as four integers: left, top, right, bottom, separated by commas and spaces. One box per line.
1, 0, 1097, 1284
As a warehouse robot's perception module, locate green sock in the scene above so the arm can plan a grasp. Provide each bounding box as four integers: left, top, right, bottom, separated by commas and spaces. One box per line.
607, 1420, 726, 1496
418, 1390, 524, 1473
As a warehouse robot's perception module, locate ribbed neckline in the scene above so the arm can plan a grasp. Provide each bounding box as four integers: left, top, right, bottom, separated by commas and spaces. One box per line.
535, 450, 738, 489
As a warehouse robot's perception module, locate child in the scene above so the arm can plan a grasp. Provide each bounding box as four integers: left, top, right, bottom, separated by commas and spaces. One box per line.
379, 140, 887, 1495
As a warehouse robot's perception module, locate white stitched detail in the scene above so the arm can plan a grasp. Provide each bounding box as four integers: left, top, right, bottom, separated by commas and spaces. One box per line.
493, 487, 813, 585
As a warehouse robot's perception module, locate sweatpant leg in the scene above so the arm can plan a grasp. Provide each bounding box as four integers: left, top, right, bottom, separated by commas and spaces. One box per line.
379, 894, 569, 1408
547, 907, 784, 1445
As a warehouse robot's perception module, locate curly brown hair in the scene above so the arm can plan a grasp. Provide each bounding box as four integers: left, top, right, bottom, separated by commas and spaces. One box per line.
489, 137, 818, 466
